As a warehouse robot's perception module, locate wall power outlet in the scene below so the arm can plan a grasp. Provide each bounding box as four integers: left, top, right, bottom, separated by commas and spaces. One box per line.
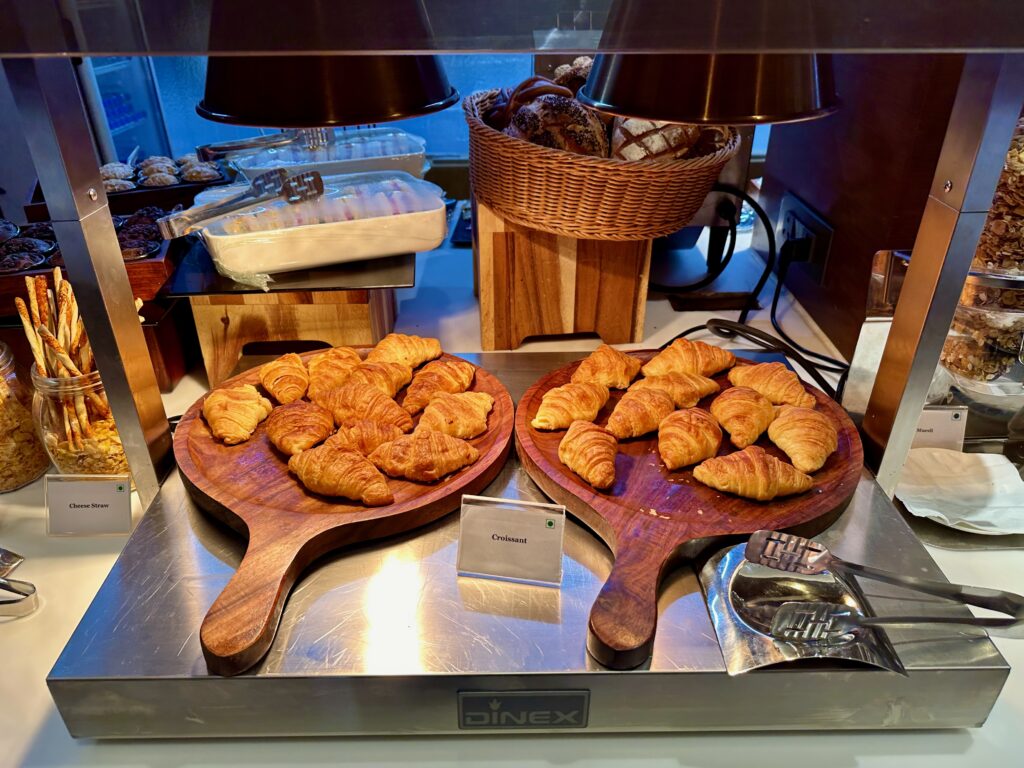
778, 192, 834, 284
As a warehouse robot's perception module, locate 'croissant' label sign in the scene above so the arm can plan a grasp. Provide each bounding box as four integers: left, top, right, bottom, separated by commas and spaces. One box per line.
458, 691, 590, 729
456, 495, 565, 587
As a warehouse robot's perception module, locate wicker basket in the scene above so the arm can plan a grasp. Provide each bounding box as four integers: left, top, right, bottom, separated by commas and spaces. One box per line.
465, 90, 741, 241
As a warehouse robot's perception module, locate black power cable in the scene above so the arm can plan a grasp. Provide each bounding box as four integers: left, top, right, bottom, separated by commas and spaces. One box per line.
648, 197, 738, 293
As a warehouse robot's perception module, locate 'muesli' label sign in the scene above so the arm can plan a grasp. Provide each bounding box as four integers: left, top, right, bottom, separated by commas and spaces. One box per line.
457, 495, 565, 587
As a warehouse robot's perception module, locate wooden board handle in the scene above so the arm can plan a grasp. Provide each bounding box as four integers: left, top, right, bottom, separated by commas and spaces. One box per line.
200, 529, 311, 676
586, 527, 674, 670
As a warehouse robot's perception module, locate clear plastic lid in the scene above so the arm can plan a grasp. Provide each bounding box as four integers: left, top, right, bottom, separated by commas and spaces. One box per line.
202, 171, 444, 236
234, 128, 427, 172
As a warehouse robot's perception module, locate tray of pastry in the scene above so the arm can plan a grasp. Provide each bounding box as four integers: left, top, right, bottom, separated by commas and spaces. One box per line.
173, 334, 514, 676
514, 340, 863, 669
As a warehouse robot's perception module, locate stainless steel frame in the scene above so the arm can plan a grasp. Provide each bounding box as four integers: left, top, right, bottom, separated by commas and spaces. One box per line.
863, 54, 1024, 495
46, 353, 1008, 738
3, 58, 171, 508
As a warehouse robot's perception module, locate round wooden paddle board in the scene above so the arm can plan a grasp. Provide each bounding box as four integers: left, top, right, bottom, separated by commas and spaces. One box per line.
514, 351, 863, 670
175, 352, 514, 676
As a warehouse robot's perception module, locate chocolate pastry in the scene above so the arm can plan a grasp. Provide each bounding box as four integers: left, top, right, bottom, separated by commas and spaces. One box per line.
18, 223, 55, 241
0, 252, 45, 274
0, 237, 52, 256
119, 238, 159, 260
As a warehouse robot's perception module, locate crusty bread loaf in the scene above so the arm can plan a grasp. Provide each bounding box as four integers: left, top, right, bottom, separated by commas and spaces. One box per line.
505, 95, 609, 157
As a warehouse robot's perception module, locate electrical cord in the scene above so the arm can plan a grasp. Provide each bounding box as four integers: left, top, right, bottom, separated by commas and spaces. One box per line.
648, 198, 738, 293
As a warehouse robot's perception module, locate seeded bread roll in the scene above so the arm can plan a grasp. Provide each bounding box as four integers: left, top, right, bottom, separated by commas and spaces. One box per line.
504, 95, 609, 157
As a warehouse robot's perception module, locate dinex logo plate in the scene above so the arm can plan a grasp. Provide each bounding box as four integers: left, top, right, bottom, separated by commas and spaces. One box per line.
458, 691, 590, 729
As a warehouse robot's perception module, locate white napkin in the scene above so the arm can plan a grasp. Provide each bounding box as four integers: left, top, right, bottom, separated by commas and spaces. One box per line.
894, 447, 1024, 535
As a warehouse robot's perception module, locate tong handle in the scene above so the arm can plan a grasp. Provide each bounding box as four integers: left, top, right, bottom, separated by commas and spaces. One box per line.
197, 132, 296, 162
835, 561, 1019, 634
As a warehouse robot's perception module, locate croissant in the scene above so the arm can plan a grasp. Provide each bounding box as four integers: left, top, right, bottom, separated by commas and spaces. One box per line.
627, 371, 719, 408
658, 408, 722, 470
415, 391, 494, 439
306, 346, 361, 404
709, 386, 775, 448
265, 401, 334, 456
531, 382, 610, 430
202, 385, 273, 445
327, 419, 405, 456
641, 339, 736, 378
321, 382, 413, 433
558, 420, 617, 489
369, 431, 480, 482
366, 333, 442, 369
693, 445, 813, 501
402, 359, 476, 414
606, 388, 675, 439
258, 353, 308, 404
727, 362, 815, 409
570, 344, 642, 389
344, 361, 413, 398
768, 405, 839, 473
288, 442, 393, 505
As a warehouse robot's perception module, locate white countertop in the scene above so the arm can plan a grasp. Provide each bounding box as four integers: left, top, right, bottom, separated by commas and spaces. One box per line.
2, 242, 1022, 766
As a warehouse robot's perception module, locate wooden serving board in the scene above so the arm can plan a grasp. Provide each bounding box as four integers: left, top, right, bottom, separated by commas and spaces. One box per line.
174, 352, 514, 676
514, 351, 863, 670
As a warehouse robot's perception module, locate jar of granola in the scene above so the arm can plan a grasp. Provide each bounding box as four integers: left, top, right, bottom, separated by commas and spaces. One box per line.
31, 368, 129, 476
0, 343, 49, 492
971, 114, 1024, 275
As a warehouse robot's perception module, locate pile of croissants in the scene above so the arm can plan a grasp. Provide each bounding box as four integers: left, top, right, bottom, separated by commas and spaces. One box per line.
200, 333, 492, 506
483, 57, 731, 162
531, 339, 839, 502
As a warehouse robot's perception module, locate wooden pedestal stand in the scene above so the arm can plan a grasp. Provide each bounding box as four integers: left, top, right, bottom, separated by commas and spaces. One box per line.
190, 289, 396, 387
475, 202, 652, 350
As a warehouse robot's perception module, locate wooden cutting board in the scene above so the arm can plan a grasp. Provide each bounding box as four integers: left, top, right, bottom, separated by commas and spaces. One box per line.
515, 351, 863, 670
174, 352, 514, 676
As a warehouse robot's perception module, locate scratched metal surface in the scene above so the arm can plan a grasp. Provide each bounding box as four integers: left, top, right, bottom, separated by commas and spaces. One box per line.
50, 352, 1007, 681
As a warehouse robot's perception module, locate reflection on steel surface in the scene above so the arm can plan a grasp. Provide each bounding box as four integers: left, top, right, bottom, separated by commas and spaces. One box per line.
700, 545, 904, 676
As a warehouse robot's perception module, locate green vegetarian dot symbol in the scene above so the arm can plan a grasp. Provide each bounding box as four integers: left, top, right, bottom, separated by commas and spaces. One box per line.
546, 519, 555, 529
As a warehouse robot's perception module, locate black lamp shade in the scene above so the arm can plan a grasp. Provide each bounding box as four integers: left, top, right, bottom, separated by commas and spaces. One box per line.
578, 53, 838, 125
197, 55, 458, 128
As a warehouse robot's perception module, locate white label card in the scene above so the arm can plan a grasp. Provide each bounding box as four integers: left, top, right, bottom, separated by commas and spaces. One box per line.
912, 406, 967, 451
457, 495, 565, 588
45, 474, 132, 536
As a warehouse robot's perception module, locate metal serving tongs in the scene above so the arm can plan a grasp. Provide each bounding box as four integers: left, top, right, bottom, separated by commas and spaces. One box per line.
0, 546, 37, 619
745, 530, 1024, 642
157, 169, 325, 239
196, 128, 335, 162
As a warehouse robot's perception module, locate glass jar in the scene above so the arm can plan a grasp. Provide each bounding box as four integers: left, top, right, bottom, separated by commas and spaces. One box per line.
31, 368, 129, 476
0, 343, 49, 492
970, 113, 1024, 275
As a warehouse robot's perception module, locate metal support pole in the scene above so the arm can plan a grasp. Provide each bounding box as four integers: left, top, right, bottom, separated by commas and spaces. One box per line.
4, 57, 171, 509
864, 54, 1024, 496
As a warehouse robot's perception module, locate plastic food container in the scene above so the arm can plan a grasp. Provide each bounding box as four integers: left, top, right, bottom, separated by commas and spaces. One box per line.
198, 171, 447, 287
970, 114, 1024, 275
234, 128, 429, 181
0, 342, 49, 492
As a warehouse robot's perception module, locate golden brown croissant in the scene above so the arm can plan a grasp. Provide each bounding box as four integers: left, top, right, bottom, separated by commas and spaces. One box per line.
415, 391, 494, 439
343, 361, 413, 398
328, 419, 405, 456
558, 420, 617, 489
570, 344, 642, 389
658, 408, 722, 470
265, 401, 334, 456
767, 405, 838, 473
641, 339, 736, 377
258, 353, 309, 404
606, 388, 675, 439
321, 382, 414, 433
531, 382, 610, 430
306, 346, 361, 404
627, 371, 719, 408
366, 333, 442, 369
693, 445, 813, 501
709, 386, 775, 448
288, 442, 393, 505
369, 430, 480, 482
727, 362, 815, 409
402, 359, 476, 414
202, 384, 273, 445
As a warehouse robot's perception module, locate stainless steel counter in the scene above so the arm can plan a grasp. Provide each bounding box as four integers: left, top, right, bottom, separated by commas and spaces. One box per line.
48, 353, 1009, 738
